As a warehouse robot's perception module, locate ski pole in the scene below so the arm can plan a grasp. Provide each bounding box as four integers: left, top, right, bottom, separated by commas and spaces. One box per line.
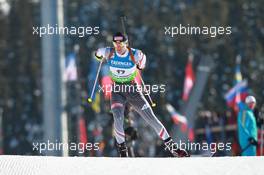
137, 71, 156, 107
120, 16, 156, 107
88, 58, 104, 103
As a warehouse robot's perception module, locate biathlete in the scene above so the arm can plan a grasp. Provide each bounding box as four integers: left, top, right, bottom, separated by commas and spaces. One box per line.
94, 32, 189, 157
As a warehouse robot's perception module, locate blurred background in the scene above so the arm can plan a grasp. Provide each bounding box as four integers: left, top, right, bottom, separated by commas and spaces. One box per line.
0, 0, 263, 157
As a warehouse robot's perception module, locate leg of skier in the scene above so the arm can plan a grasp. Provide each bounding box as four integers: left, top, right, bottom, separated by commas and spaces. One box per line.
110, 90, 129, 157
128, 88, 189, 157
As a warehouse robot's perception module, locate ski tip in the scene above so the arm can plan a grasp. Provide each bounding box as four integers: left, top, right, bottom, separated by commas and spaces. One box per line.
88, 98, 92, 103
152, 103, 156, 107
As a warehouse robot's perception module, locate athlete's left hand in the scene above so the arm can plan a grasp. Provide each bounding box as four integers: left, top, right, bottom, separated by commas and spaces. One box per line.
248, 137, 258, 146
136, 64, 142, 70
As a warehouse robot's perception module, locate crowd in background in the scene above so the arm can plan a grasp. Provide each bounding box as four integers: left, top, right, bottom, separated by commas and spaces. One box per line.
0, 0, 263, 156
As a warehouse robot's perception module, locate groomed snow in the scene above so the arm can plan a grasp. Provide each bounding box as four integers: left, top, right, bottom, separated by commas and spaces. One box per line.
0, 156, 263, 175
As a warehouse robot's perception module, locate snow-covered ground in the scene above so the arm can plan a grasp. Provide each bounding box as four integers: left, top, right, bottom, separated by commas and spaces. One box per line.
0, 156, 263, 175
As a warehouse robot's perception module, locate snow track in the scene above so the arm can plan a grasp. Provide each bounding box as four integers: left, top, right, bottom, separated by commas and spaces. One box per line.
0, 156, 263, 175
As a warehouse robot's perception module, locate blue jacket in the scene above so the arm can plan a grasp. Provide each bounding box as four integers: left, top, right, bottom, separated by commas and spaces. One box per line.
237, 102, 257, 156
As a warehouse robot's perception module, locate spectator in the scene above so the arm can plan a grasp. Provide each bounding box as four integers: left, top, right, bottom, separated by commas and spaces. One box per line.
237, 96, 258, 156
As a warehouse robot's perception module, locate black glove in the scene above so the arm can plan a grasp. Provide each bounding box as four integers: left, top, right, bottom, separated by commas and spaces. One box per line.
95, 53, 103, 61
136, 64, 143, 70
248, 137, 258, 146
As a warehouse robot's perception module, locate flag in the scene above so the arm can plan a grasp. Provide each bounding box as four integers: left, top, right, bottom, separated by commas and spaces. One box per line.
64, 52, 78, 81
166, 104, 188, 132
234, 55, 244, 105
78, 116, 88, 154
224, 80, 248, 110
188, 127, 195, 142
224, 55, 248, 111
91, 92, 101, 113
182, 53, 195, 101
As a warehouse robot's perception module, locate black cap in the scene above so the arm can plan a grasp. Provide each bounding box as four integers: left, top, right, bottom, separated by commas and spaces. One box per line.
113, 32, 127, 42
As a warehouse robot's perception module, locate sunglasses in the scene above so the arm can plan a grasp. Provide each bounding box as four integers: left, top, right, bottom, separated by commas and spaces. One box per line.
113, 40, 124, 43
113, 41, 126, 48
113, 36, 125, 42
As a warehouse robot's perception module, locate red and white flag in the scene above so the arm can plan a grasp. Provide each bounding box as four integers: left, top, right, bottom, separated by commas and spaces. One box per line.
182, 53, 195, 101
78, 116, 88, 154
166, 103, 188, 132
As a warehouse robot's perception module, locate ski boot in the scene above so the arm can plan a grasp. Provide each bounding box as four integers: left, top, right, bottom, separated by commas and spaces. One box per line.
116, 142, 129, 157
164, 137, 190, 157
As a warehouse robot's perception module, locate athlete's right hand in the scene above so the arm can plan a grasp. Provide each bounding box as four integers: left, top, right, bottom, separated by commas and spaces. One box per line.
95, 52, 103, 61
95, 48, 105, 61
